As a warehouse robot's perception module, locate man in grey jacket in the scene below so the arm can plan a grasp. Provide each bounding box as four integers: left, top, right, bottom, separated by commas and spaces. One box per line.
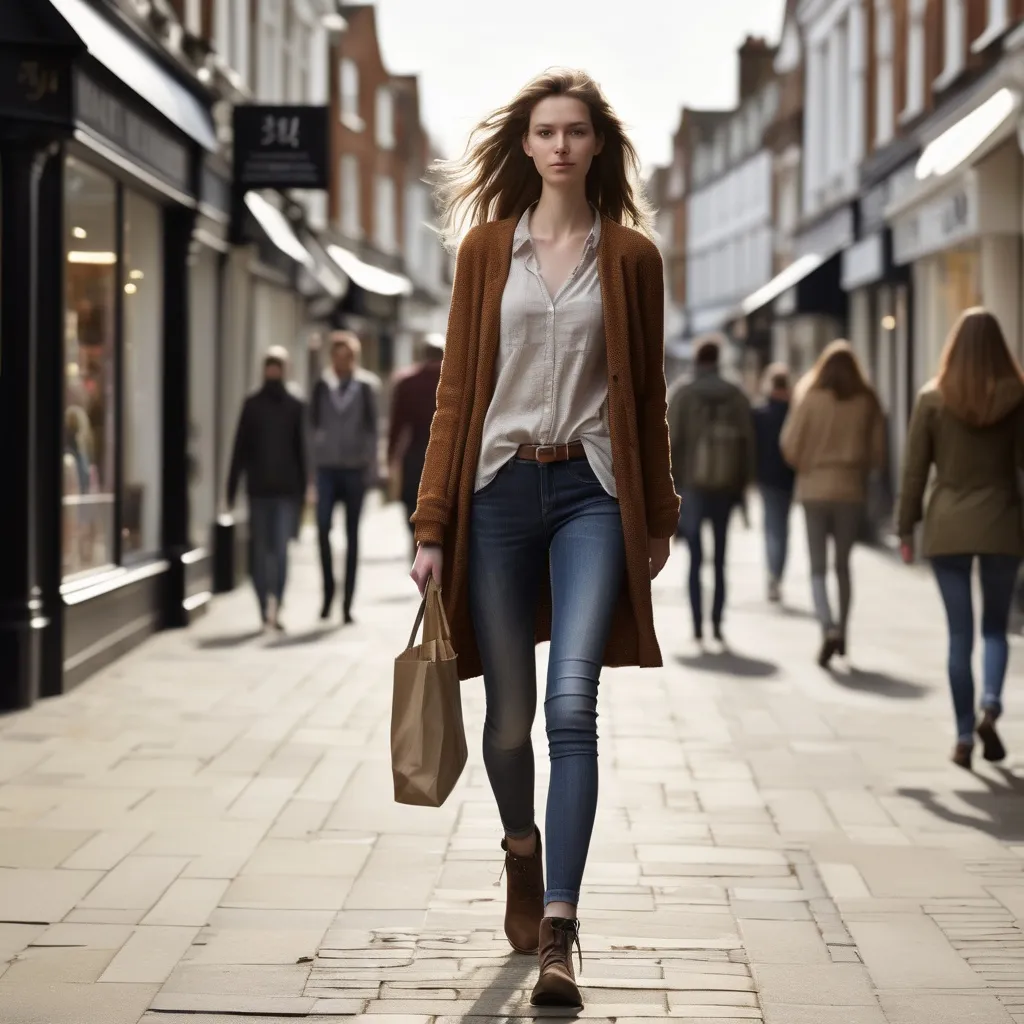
310, 331, 379, 623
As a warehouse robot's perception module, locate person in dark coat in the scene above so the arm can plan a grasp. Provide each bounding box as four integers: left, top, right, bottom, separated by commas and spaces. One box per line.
753, 363, 796, 603
387, 335, 444, 552
227, 347, 307, 630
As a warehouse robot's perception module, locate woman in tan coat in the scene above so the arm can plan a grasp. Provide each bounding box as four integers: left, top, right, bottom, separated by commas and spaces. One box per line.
781, 341, 886, 666
898, 308, 1024, 769
407, 69, 678, 1007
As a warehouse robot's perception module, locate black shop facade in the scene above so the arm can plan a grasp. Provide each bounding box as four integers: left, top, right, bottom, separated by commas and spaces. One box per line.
0, 0, 229, 708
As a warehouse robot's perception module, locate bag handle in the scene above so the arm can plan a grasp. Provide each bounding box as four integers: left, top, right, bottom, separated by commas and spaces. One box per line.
406, 577, 449, 649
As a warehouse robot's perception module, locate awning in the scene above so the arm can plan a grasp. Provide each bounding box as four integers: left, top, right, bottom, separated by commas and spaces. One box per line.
244, 192, 315, 269
327, 244, 413, 297
300, 235, 348, 300
48, 0, 218, 151
914, 87, 1019, 183
739, 254, 827, 317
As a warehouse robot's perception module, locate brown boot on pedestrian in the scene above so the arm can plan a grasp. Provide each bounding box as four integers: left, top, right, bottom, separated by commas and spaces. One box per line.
977, 711, 1007, 762
531, 917, 582, 1007
500, 828, 543, 954
951, 741, 973, 770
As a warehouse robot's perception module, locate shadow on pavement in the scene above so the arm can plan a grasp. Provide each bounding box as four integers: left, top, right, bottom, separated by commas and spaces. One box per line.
266, 624, 343, 647
897, 769, 1024, 841
675, 650, 778, 678
459, 952, 559, 1019
193, 629, 265, 649
826, 666, 929, 700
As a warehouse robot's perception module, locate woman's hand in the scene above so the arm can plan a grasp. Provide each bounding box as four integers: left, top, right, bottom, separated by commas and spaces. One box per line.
410, 543, 444, 595
649, 536, 671, 580
899, 539, 914, 565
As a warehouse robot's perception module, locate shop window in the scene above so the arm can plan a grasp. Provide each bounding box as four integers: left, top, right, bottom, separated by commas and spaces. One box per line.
376, 86, 395, 150
121, 191, 165, 559
63, 159, 118, 578
375, 174, 397, 253
340, 59, 362, 130
340, 154, 361, 238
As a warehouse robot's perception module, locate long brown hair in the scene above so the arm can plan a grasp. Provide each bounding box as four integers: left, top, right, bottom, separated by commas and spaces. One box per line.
808, 340, 878, 403
433, 68, 652, 250
937, 307, 1024, 426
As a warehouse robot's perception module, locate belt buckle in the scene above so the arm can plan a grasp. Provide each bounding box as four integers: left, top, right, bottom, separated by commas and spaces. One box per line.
535, 444, 558, 464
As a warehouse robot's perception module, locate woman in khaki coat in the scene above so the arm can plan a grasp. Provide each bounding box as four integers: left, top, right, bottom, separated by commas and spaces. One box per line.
407, 69, 678, 1007
781, 341, 886, 666
898, 308, 1024, 770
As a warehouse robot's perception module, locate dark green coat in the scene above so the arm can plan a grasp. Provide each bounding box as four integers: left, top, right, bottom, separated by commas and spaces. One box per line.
897, 378, 1024, 557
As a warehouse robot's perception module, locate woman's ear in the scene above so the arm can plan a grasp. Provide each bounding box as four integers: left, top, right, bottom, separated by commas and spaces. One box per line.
522, 133, 533, 159
594, 133, 605, 157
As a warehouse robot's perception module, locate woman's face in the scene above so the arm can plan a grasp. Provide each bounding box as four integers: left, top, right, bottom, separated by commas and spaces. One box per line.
523, 96, 603, 190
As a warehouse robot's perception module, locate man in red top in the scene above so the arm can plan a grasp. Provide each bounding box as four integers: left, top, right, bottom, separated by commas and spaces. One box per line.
387, 335, 444, 545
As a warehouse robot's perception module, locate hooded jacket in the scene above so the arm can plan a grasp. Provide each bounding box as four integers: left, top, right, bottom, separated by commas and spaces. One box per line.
897, 377, 1024, 557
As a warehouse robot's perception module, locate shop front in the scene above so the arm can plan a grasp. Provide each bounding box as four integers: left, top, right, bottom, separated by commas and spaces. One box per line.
0, 0, 218, 706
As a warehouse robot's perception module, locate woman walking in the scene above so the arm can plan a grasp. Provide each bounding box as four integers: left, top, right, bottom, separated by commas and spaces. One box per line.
781, 341, 885, 666
897, 308, 1024, 769
408, 69, 678, 1007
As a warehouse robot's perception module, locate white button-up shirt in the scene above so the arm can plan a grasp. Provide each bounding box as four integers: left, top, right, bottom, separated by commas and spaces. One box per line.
475, 205, 616, 496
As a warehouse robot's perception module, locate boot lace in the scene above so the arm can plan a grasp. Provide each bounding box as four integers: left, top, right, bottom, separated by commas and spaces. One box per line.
541, 918, 582, 974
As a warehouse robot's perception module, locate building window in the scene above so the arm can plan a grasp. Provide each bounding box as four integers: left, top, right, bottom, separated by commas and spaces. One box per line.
121, 191, 165, 559
974, 0, 1009, 51
188, 246, 219, 549
375, 174, 397, 252
340, 58, 362, 130
340, 154, 361, 237
184, 0, 201, 35
668, 159, 685, 200
875, 0, 895, 145
232, 0, 249, 84
902, 0, 927, 120
376, 86, 395, 149
258, 0, 283, 101
936, 0, 966, 88
63, 159, 118, 578
214, 0, 231, 63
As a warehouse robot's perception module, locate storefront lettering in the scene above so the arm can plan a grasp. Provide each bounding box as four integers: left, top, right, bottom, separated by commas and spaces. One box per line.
76, 73, 190, 195
892, 185, 976, 265
233, 105, 330, 191
260, 114, 301, 149
18, 61, 60, 103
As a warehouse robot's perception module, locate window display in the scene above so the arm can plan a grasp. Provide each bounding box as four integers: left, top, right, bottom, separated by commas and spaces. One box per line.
189, 246, 220, 548
121, 191, 165, 558
63, 159, 118, 577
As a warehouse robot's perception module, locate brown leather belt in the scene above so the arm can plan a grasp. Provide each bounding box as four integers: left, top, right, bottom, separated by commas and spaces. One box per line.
516, 441, 586, 464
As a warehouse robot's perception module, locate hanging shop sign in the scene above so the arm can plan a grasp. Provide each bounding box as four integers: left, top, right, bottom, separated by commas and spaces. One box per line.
0, 50, 75, 127
233, 105, 330, 191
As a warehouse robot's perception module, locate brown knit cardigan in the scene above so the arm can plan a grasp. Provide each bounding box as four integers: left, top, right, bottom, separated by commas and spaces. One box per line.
411, 216, 680, 681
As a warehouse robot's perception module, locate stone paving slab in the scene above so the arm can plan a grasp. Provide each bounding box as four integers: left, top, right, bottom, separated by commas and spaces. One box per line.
0, 500, 1023, 1022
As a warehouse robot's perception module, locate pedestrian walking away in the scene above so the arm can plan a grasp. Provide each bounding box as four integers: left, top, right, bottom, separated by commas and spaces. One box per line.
897, 307, 1024, 770
668, 334, 754, 648
387, 334, 444, 559
226, 346, 307, 632
407, 68, 679, 1009
310, 331, 380, 625
753, 363, 796, 603
781, 340, 886, 667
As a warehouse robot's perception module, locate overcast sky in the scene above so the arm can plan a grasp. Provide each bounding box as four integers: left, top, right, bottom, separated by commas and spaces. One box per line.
373, 0, 787, 171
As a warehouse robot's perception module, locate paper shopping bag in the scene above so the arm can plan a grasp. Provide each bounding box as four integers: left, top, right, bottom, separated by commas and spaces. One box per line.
391, 578, 467, 806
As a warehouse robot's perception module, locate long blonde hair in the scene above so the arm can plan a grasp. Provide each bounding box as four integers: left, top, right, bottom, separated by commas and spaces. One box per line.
937, 307, 1024, 426
808, 339, 878, 404
433, 68, 653, 250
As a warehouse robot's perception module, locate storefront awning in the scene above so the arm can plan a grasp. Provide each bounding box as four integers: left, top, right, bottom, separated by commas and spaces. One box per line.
914, 87, 1019, 184
327, 245, 413, 297
48, 0, 218, 151
244, 192, 316, 270
739, 253, 828, 317
300, 235, 348, 300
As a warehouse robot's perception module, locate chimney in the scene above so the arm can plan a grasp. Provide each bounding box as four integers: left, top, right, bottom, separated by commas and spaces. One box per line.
738, 36, 776, 102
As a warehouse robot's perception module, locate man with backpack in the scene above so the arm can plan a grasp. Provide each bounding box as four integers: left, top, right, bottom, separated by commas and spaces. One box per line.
668, 336, 755, 647
310, 331, 379, 624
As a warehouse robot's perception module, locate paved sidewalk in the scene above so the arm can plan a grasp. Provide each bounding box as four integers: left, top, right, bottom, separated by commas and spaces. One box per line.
1, 495, 1023, 1024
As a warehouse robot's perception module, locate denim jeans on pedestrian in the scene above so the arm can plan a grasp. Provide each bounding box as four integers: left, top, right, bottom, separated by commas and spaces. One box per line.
760, 485, 792, 583
468, 456, 626, 908
316, 467, 367, 615
249, 496, 300, 620
931, 553, 1021, 743
679, 489, 735, 637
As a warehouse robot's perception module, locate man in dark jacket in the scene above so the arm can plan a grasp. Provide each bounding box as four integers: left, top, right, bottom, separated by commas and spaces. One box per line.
309, 331, 379, 624
753, 363, 796, 603
227, 347, 307, 630
668, 336, 755, 647
387, 334, 443, 550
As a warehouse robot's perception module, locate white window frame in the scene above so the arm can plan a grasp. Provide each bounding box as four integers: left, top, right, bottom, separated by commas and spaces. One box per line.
340, 155, 362, 238
375, 174, 397, 253
257, 0, 284, 101
935, 0, 966, 90
973, 0, 1010, 53
376, 86, 395, 150
874, 0, 895, 146
214, 0, 231, 61
340, 58, 363, 131
184, 0, 201, 36
900, 0, 928, 123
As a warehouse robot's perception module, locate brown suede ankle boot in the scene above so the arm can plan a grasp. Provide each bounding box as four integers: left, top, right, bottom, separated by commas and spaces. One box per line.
531, 917, 582, 1007
500, 828, 543, 954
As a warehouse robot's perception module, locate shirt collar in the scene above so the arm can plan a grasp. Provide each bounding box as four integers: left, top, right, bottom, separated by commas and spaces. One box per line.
512, 203, 602, 256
